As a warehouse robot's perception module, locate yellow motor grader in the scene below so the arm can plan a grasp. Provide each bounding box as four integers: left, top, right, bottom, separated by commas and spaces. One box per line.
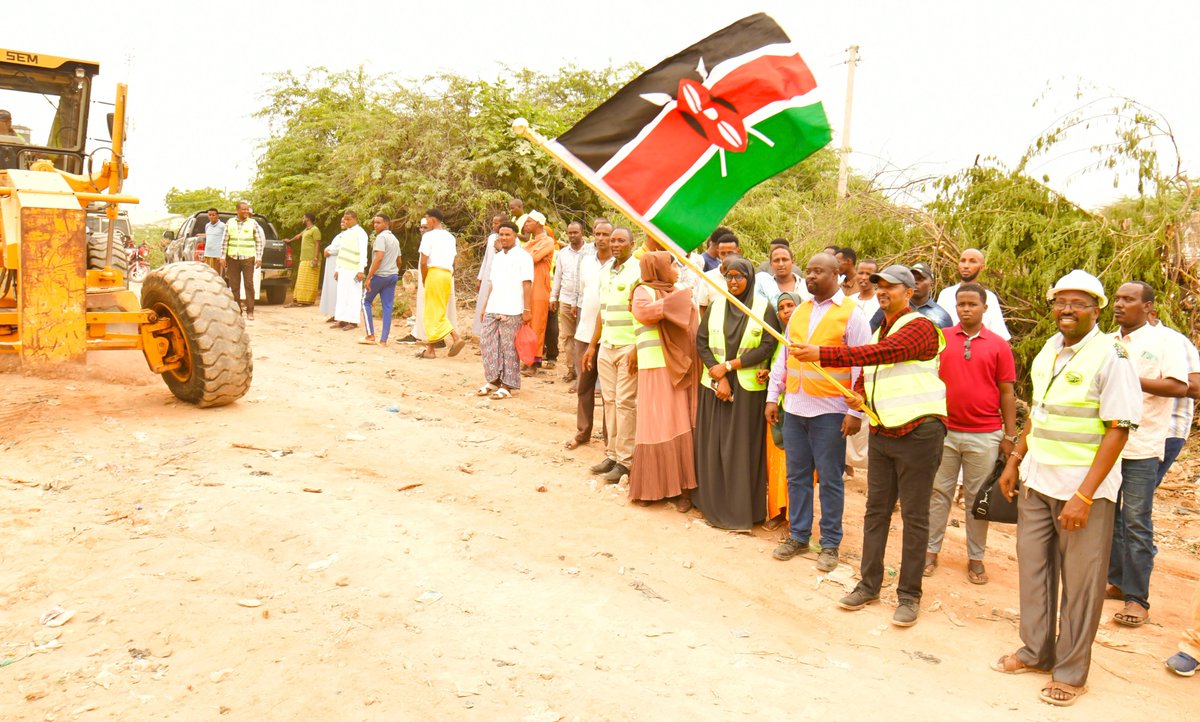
0, 48, 251, 406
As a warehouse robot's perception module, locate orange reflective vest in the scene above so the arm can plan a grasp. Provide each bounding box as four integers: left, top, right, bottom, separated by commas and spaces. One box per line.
785, 296, 856, 397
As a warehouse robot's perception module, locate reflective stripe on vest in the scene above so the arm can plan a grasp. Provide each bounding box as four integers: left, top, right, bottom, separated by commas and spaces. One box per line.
600, 260, 641, 347
862, 312, 947, 427
785, 296, 857, 396
700, 294, 770, 391
225, 218, 257, 258
338, 230, 363, 271
1027, 332, 1112, 465
635, 321, 665, 369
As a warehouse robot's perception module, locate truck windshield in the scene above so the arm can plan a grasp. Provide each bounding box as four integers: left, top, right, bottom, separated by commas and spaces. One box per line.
0, 65, 88, 152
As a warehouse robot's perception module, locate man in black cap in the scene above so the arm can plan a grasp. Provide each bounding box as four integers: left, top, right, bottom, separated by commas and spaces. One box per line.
869, 261, 952, 331
791, 264, 948, 627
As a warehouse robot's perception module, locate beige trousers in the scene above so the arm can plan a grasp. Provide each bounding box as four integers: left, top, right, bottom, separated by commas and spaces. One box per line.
598, 344, 637, 468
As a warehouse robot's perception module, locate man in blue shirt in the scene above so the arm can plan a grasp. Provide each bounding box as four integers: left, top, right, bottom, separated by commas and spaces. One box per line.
203, 207, 226, 277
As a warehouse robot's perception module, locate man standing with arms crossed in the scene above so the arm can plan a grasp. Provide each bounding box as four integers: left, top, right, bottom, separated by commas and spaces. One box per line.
767, 252, 870, 572
790, 264, 947, 627
222, 201, 264, 320
582, 227, 639, 483
925, 282, 1018, 584
1106, 281, 1189, 628
992, 270, 1141, 707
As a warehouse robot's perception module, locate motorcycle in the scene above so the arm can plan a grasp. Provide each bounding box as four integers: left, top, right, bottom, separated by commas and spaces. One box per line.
126, 238, 150, 283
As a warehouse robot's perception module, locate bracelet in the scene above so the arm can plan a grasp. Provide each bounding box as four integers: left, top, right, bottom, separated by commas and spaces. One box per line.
1009, 450, 1023, 461
1074, 490, 1093, 506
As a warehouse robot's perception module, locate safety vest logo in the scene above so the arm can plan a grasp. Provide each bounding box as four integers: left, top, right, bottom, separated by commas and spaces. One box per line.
1065, 371, 1083, 385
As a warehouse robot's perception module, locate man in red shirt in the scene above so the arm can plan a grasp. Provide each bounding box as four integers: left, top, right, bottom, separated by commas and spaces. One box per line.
925, 283, 1018, 584
791, 264, 947, 627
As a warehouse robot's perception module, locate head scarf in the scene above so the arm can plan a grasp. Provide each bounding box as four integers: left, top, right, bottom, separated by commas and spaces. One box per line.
717, 255, 760, 365
635, 251, 697, 388
776, 291, 803, 309
722, 255, 757, 302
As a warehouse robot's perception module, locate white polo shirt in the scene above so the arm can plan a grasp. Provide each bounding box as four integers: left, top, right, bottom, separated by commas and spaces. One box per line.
1114, 322, 1190, 460
1156, 323, 1200, 439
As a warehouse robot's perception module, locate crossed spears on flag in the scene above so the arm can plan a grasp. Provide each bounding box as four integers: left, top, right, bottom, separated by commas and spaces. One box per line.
512, 12, 880, 426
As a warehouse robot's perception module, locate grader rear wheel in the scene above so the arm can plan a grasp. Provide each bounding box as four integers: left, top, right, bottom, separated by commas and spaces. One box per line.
141, 263, 253, 407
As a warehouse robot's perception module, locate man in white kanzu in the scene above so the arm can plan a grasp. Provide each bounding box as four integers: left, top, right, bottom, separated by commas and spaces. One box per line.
331, 210, 369, 331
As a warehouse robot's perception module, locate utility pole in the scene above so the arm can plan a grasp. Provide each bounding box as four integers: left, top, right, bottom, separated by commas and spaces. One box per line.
836, 45, 860, 203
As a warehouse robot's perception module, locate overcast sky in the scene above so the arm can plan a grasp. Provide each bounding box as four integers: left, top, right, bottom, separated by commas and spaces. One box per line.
10, 0, 1199, 224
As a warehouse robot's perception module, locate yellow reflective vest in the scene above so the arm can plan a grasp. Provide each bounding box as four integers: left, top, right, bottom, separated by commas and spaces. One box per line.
600, 259, 641, 347
224, 217, 258, 259
1027, 331, 1115, 465
700, 294, 770, 391
862, 312, 947, 428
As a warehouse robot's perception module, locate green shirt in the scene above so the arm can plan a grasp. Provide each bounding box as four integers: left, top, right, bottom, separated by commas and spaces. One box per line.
299, 226, 322, 262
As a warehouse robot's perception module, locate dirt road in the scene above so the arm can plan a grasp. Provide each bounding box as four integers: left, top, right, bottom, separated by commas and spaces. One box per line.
2, 301, 1198, 720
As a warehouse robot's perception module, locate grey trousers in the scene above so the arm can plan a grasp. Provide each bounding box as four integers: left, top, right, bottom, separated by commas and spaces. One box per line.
1015, 487, 1116, 687
928, 429, 1002, 560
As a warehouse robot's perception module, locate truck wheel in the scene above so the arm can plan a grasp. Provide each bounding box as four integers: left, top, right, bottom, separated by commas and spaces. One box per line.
141, 263, 253, 407
88, 232, 129, 274
265, 285, 286, 305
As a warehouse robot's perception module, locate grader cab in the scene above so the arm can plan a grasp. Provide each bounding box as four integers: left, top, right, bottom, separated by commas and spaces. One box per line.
0, 48, 252, 407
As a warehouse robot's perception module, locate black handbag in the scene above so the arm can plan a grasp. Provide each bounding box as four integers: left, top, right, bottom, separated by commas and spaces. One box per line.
971, 456, 1019, 524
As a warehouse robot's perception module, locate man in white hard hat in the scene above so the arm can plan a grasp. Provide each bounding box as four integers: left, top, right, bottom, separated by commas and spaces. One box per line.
991, 269, 1141, 707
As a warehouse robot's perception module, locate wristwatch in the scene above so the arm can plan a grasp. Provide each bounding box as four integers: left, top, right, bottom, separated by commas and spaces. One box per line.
723, 361, 733, 372
1003, 433, 1019, 444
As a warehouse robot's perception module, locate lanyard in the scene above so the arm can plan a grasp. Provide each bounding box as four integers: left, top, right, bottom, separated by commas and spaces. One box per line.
1040, 331, 1102, 404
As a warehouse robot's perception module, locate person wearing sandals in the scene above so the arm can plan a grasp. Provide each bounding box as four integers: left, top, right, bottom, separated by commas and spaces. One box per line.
476, 221, 532, 399
628, 252, 699, 511
418, 209, 466, 359
924, 283, 1019, 585
991, 270, 1141, 707
1106, 281, 1189, 629
766, 254, 869, 571
358, 213, 401, 346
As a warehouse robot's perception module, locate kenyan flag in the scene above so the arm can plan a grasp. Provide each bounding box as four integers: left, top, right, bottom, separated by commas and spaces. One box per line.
552, 13, 831, 251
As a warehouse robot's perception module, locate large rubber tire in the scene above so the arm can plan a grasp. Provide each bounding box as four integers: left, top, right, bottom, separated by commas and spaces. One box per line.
140, 263, 253, 407
265, 285, 286, 305
88, 232, 128, 274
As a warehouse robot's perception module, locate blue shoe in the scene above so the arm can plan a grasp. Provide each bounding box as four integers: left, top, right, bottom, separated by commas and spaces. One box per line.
1165, 652, 1198, 677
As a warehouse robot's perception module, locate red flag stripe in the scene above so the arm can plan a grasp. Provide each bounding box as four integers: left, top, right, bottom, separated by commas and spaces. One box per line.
600, 53, 818, 214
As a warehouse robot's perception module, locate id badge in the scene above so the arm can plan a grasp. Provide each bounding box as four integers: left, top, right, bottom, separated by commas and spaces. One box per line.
1031, 404, 1049, 423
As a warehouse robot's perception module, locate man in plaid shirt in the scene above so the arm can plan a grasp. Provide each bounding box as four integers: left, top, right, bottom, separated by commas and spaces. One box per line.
790, 264, 947, 627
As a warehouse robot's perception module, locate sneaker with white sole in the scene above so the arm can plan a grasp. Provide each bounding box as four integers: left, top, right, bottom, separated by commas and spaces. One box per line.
1166, 652, 1198, 677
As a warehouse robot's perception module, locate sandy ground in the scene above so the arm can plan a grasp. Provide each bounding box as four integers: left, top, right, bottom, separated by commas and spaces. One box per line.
2, 297, 1199, 721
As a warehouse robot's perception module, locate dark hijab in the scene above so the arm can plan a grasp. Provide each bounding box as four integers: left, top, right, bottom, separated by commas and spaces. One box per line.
721, 255, 758, 349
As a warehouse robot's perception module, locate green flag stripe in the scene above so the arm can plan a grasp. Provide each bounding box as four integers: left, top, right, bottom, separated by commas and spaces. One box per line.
648, 103, 831, 251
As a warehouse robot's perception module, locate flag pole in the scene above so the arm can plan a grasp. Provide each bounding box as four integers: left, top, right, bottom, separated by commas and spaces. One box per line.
512, 118, 878, 425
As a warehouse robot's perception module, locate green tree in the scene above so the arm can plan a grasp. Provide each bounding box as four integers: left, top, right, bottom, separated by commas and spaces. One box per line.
163, 187, 241, 215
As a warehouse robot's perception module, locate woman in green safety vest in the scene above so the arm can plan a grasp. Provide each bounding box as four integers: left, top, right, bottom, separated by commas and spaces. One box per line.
693, 255, 781, 531
629, 252, 700, 512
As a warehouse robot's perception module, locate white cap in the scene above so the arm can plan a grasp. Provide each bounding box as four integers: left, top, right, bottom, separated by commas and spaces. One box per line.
526, 210, 547, 226
1047, 269, 1108, 309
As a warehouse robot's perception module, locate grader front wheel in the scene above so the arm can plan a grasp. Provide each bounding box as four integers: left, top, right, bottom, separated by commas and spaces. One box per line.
140, 264, 253, 407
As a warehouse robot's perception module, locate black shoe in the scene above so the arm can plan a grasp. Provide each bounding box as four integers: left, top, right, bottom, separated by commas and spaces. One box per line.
601, 464, 629, 483
589, 459, 617, 475
396, 334, 418, 344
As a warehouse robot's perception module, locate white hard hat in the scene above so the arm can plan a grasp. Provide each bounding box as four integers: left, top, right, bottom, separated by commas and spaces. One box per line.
1047, 269, 1108, 309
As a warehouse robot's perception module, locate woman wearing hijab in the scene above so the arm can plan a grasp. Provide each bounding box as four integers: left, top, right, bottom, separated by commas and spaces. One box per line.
693, 255, 781, 530
629, 252, 700, 510
761, 291, 801, 529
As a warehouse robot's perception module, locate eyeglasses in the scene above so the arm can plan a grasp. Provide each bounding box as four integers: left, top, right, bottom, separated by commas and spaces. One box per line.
723, 272, 746, 281
963, 336, 972, 361
1051, 300, 1097, 311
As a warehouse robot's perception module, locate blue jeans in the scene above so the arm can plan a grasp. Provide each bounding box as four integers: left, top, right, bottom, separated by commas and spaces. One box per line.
1108, 457, 1160, 609
1156, 437, 1186, 487
782, 411, 847, 549
362, 274, 398, 342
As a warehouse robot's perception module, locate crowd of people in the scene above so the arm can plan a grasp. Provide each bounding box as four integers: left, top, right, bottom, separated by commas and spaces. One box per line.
272, 200, 1199, 707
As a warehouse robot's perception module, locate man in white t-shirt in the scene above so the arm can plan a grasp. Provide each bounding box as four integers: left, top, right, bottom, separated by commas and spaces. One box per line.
473, 212, 505, 337
1148, 309, 1200, 485
1107, 281, 1189, 629
418, 209, 465, 358
936, 248, 1011, 340
476, 221, 532, 398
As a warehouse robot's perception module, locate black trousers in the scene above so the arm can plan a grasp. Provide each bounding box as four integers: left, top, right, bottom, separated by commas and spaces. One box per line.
544, 305, 559, 362
226, 256, 255, 313
856, 417, 946, 602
